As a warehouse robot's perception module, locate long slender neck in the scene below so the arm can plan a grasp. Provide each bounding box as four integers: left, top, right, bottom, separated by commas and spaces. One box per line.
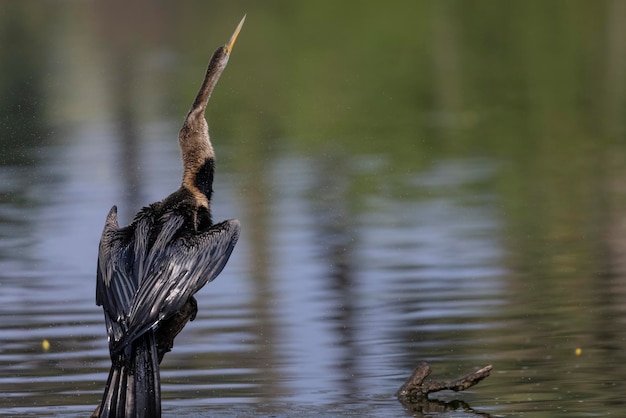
178, 47, 229, 208
188, 47, 229, 123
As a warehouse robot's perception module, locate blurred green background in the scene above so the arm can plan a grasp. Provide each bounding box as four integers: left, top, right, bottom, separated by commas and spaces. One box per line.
4, 0, 626, 240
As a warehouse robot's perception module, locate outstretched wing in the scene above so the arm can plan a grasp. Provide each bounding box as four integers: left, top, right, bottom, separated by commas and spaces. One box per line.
96, 206, 137, 344
112, 217, 240, 354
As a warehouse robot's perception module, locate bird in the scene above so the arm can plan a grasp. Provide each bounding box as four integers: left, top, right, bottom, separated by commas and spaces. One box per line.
93, 16, 245, 418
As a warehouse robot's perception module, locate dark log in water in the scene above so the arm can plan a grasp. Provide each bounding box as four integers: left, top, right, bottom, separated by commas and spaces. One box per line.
397, 362, 492, 400
396, 363, 492, 416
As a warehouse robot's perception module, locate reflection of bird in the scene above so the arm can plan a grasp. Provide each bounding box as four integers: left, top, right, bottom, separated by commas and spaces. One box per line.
94, 17, 244, 418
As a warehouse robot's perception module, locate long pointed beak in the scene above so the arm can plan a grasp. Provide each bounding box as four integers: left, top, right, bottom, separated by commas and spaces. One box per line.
226, 15, 246, 53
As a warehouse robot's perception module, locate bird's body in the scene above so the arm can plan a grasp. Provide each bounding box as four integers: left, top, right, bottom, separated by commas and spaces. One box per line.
94, 17, 244, 418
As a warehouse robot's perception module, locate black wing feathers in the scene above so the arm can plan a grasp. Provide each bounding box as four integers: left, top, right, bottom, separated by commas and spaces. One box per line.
96, 204, 240, 355
115, 218, 239, 353
96, 206, 137, 343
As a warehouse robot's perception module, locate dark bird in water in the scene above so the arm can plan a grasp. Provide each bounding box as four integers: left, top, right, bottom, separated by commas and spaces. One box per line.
93, 17, 244, 418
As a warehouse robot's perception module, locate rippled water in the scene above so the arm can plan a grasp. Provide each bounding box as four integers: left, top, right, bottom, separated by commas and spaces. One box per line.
2, 122, 623, 417
3, 2, 626, 417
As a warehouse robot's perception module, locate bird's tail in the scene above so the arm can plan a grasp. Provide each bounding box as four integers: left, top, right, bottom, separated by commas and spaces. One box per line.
97, 331, 161, 418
